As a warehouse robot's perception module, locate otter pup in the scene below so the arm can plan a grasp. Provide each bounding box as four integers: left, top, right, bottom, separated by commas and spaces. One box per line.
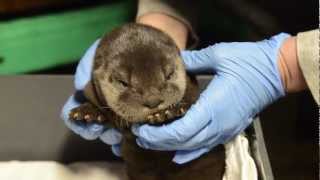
69, 23, 225, 180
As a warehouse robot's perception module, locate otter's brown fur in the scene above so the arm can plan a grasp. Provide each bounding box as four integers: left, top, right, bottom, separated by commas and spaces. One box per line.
69, 23, 225, 180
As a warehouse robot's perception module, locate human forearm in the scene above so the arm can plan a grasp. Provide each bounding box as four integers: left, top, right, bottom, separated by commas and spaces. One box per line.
278, 36, 307, 93
136, 13, 188, 50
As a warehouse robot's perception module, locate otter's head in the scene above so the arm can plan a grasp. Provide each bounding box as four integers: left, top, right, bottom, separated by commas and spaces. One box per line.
93, 24, 187, 123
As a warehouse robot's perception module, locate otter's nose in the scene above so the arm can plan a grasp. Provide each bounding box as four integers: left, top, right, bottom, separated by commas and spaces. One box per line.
143, 98, 163, 109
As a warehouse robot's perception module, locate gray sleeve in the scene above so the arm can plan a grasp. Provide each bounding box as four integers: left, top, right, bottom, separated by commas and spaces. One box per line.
297, 29, 319, 105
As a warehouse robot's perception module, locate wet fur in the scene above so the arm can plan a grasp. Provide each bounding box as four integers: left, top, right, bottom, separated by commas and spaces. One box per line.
70, 23, 225, 180
92, 24, 187, 123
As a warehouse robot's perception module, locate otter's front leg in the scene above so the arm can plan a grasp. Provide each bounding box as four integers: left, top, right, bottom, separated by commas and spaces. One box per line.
69, 102, 107, 123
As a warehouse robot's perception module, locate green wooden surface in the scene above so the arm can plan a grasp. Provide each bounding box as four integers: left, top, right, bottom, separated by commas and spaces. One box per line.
0, 1, 134, 74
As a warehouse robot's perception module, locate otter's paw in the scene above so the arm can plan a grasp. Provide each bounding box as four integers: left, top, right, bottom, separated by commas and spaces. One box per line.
69, 103, 106, 123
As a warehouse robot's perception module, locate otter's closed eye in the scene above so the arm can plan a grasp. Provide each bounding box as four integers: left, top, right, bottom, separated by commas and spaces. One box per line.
118, 79, 129, 87
164, 65, 175, 80
111, 72, 130, 88
166, 71, 174, 80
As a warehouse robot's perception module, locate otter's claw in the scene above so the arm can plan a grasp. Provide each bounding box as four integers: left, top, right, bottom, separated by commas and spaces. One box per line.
147, 115, 154, 121
72, 112, 79, 120
84, 114, 91, 121
97, 115, 103, 122
164, 110, 174, 119
69, 103, 107, 123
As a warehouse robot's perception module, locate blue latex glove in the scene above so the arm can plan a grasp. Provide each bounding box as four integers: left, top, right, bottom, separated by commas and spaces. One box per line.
60, 39, 122, 156
132, 33, 290, 164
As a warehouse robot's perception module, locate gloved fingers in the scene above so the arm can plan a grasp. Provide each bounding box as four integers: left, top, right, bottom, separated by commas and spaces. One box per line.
61, 95, 105, 140
75, 39, 101, 90
99, 128, 122, 145
173, 148, 210, 164
67, 121, 105, 140
111, 144, 122, 157
181, 43, 234, 74
135, 120, 220, 151
132, 75, 240, 151
257, 33, 290, 52
181, 49, 216, 74
132, 92, 213, 148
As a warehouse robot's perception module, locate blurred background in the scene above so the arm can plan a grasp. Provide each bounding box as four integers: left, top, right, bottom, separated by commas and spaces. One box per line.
0, 0, 318, 179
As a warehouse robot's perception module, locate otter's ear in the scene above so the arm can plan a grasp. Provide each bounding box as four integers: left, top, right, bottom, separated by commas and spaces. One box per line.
83, 80, 100, 107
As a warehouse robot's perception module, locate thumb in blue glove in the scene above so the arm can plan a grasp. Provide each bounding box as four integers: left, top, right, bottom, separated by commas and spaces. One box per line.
132, 33, 290, 164
60, 39, 122, 156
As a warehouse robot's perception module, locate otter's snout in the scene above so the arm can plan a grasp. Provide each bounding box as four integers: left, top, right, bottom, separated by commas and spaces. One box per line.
143, 97, 163, 109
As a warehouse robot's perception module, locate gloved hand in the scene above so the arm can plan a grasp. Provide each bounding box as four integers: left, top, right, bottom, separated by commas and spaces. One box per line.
60, 40, 122, 156
132, 33, 290, 164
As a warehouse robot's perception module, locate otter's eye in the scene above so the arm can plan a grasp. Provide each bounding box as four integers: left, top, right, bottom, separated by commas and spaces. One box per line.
166, 71, 174, 80
118, 79, 129, 87
111, 72, 129, 88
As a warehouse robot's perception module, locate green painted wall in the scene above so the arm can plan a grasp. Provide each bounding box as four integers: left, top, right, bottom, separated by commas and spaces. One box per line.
0, 1, 135, 74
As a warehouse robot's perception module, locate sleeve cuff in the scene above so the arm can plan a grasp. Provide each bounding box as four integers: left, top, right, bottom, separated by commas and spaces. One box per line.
297, 29, 320, 105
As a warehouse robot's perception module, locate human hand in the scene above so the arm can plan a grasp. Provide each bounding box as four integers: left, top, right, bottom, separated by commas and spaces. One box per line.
60, 40, 122, 156
137, 13, 189, 50
132, 33, 290, 164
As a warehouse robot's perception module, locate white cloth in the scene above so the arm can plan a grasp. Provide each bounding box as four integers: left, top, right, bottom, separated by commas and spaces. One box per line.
0, 161, 128, 180
0, 134, 257, 180
223, 133, 258, 180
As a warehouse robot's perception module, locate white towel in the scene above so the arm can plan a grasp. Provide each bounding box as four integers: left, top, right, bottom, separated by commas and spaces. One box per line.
0, 161, 128, 180
223, 133, 258, 180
